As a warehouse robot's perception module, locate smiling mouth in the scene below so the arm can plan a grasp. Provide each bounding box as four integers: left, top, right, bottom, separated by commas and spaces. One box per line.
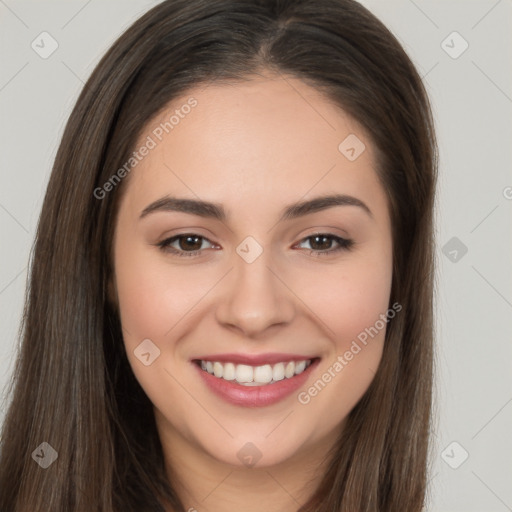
193, 358, 320, 386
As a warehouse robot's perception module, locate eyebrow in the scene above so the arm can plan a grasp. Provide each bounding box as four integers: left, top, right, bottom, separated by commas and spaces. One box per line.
139, 193, 373, 222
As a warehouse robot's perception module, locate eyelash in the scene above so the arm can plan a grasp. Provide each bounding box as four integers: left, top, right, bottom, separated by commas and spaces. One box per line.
156, 233, 354, 258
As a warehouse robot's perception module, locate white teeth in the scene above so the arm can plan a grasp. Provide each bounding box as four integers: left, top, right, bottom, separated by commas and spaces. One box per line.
223, 362, 236, 381
253, 364, 273, 384
235, 364, 253, 383
213, 362, 223, 378
272, 362, 285, 381
199, 358, 313, 385
294, 360, 306, 374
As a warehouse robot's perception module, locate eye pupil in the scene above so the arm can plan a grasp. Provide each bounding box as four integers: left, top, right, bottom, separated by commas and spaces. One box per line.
180, 235, 202, 251
310, 235, 332, 251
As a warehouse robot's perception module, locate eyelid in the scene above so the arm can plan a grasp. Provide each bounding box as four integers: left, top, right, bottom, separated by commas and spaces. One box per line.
294, 225, 351, 240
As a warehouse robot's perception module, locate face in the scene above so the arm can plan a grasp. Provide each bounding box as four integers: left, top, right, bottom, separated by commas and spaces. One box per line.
111, 72, 393, 469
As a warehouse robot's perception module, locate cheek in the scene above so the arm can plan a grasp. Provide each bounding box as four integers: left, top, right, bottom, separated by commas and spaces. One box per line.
302, 249, 393, 347
114, 249, 209, 343
293, 252, 393, 422
113, 244, 211, 413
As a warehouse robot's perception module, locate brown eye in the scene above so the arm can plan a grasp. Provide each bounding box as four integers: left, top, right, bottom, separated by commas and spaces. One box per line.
157, 234, 215, 257
296, 233, 354, 257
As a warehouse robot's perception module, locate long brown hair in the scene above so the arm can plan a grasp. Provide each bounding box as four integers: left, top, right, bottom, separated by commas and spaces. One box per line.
0, 1, 438, 510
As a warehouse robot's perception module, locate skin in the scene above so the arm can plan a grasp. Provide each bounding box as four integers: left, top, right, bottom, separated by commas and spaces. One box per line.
111, 71, 393, 512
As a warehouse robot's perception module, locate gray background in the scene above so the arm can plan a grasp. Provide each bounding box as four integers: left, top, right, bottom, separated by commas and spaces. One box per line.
1, 1, 511, 510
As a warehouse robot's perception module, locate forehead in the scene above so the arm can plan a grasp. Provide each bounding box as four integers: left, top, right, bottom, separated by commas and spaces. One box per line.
122, 73, 385, 221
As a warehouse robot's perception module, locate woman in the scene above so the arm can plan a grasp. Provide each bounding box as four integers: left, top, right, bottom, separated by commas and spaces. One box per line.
0, 0, 438, 510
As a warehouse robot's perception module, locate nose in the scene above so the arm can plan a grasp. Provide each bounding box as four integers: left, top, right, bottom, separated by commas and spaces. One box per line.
215, 247, 295, 338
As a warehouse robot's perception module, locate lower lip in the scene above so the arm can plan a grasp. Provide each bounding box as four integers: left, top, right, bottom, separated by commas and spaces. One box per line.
192, 359, 320, 407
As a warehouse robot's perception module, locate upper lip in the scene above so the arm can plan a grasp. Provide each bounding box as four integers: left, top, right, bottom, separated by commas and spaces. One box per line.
192, 353, 319, 366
